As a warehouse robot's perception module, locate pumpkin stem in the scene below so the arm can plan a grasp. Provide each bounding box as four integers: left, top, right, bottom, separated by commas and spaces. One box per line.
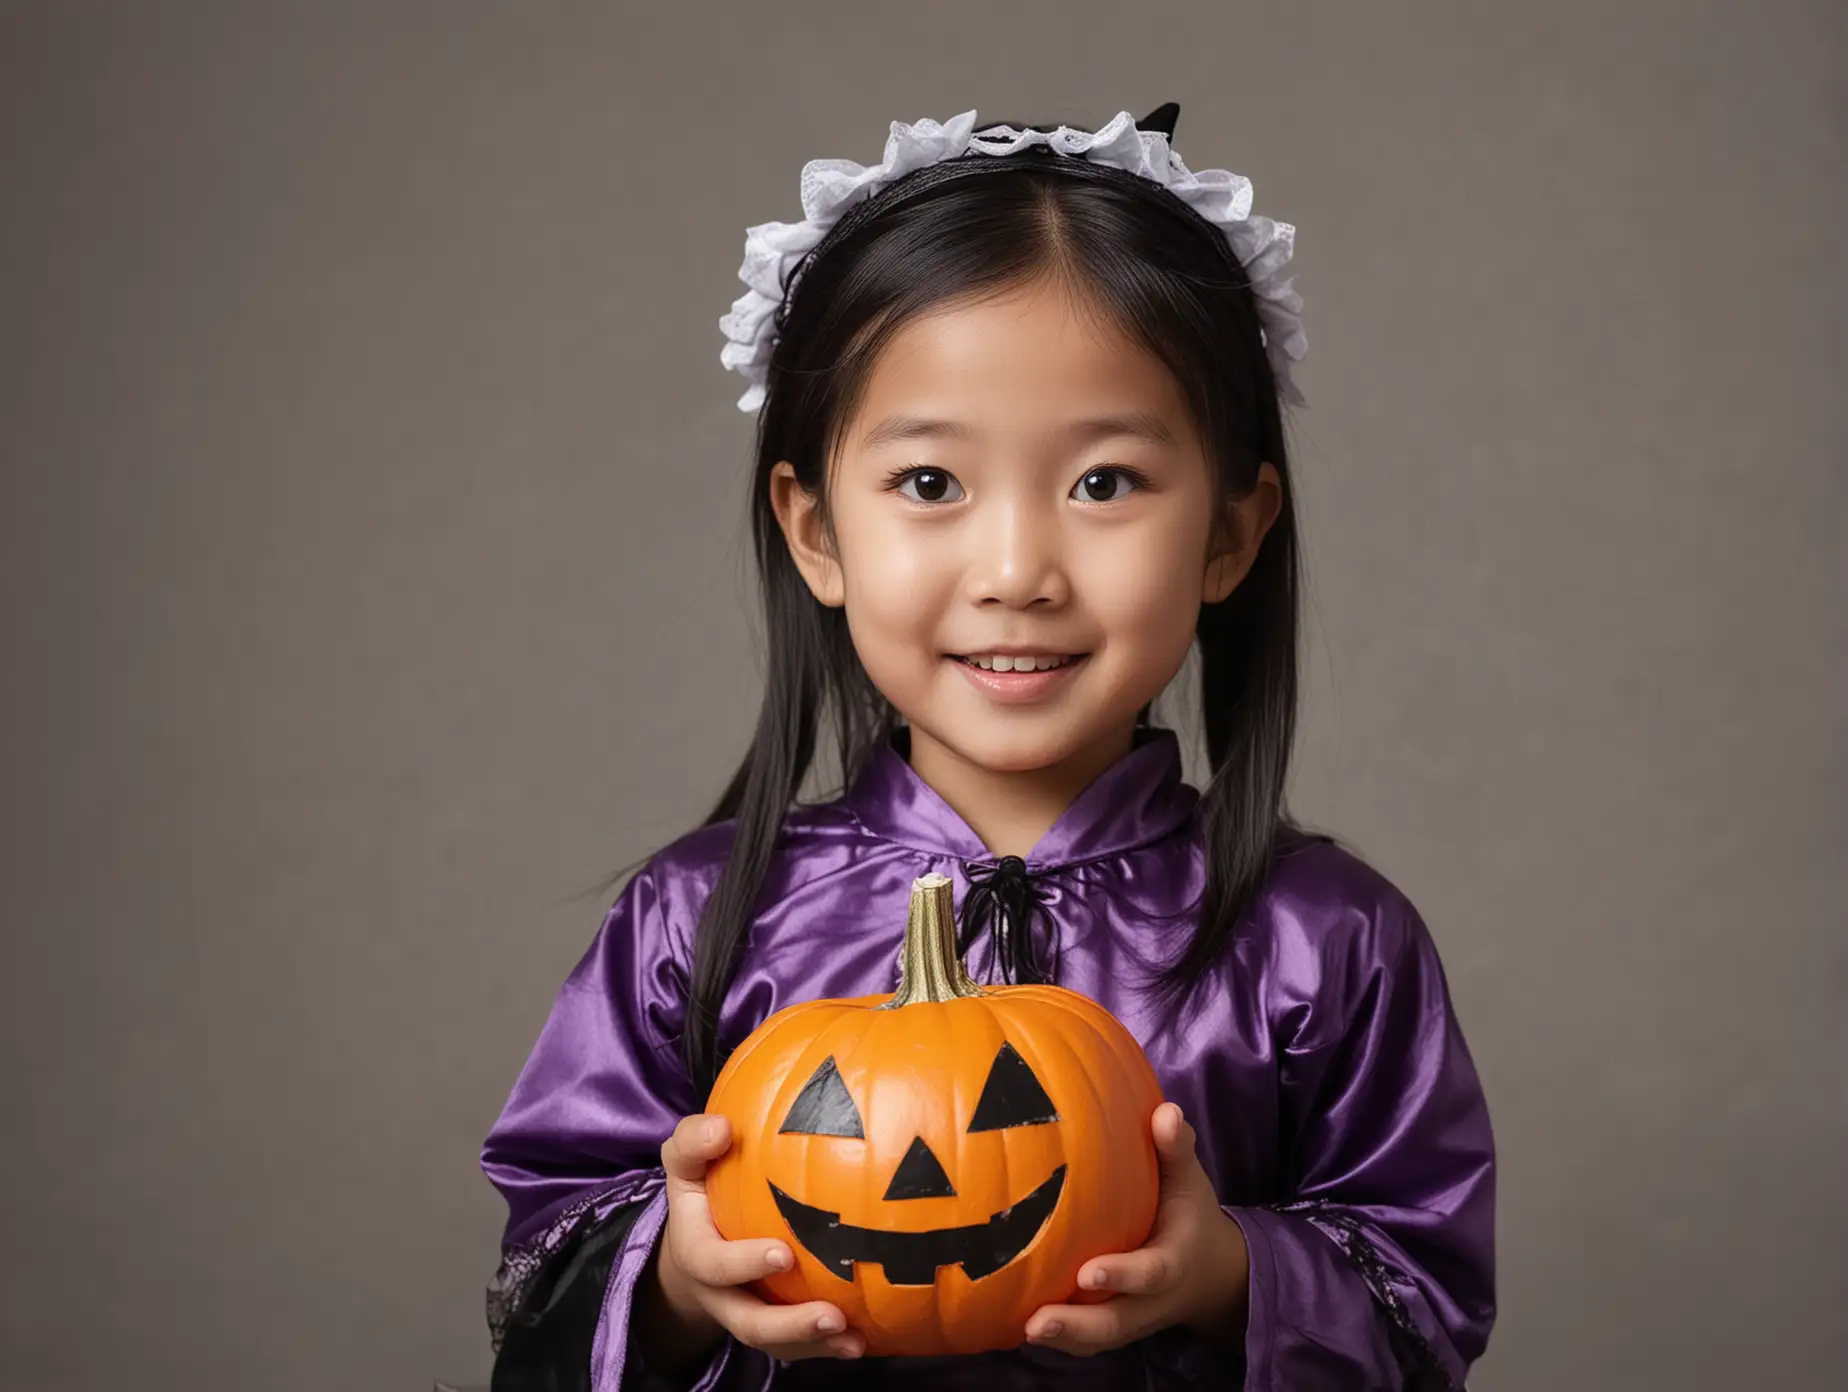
882, 873, 985, 1007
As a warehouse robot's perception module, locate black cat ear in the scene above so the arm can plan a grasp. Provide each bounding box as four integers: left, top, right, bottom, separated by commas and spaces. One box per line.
1138, 102, 1181, 139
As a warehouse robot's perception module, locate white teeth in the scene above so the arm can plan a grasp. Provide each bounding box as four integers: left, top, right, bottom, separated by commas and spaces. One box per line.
964, 654, 1073, 672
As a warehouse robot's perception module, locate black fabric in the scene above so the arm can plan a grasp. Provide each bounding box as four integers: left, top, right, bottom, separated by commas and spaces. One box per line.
1138, 102, 1181, 139
959, 856, 1057, 985
491, 1198, 654, 1392
1257, 1198, 1460, 1392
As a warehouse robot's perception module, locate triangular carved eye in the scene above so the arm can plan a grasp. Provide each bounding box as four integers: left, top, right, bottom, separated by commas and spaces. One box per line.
967, 1042, 1059, 1131
778, 1056, 864, 1138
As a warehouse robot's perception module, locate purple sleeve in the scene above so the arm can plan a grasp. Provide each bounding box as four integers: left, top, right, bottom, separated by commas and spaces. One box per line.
480, 865, 769, 1392
1225, 892, 1496, 1390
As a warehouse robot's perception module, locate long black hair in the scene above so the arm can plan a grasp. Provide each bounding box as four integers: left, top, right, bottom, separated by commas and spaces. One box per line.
600, 109, 1318, 1100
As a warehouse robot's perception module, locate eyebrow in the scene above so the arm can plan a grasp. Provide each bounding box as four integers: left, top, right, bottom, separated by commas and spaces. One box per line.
859, 410, 1180, 451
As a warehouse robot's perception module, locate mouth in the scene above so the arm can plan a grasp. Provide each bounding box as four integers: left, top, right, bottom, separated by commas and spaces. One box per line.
947, 652, 1089, 705
950, 651, 1085, 673
768, 1164, 1067, 1285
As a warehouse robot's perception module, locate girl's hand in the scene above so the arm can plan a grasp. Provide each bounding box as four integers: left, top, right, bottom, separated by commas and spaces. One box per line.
639, 1114, 864, 1369
1023, 1102, 1250, 1358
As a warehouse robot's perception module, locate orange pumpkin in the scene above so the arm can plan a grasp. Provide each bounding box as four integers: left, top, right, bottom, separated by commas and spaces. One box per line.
705, 872, 1163, 1357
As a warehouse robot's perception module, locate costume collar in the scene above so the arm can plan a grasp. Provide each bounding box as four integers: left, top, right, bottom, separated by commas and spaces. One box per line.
842, 725, 1198, 869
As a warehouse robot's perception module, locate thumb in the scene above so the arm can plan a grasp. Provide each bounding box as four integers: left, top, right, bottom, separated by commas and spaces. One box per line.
663, 1113, 730, 1191
1152, 1102, 1204, 1191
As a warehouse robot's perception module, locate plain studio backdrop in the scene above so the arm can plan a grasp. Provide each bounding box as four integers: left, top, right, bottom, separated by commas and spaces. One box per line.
1, 3, 1841, 1390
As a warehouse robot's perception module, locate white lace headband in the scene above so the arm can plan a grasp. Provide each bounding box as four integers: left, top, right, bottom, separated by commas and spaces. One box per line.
718, 107, 1307, 413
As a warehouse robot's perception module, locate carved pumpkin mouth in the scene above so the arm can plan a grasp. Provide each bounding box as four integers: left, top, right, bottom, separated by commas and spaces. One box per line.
768, 1164, 1067, 1285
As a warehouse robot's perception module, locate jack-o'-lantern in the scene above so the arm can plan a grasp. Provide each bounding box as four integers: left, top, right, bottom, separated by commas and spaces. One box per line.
705, 873, 1163, 1357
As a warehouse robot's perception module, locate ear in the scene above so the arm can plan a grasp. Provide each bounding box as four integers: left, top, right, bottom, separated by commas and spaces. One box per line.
1203, 462, 1283, 604
769, 461, 846, 608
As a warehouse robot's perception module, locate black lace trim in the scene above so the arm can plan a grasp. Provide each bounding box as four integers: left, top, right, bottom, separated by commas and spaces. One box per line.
1257, 1199, 1462, 1392
486, 1184, 640, 1353
487, 1192, 657, 1392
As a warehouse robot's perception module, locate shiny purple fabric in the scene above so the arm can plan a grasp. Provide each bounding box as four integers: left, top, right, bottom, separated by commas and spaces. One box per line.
481, 729, 1496, 1389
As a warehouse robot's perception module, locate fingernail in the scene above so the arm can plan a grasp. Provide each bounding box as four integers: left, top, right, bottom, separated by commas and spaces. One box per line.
832, 1342, 861, 1360
1086, 1269, 1109, 1289
703, 1118, 722, 1145
1036, 1320, 1063, 1339
816, 1313, 844, 1334
765, 1247, 790, 1271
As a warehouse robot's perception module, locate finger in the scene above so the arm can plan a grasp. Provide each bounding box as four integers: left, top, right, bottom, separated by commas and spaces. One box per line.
706, 1286, 862, 1359
1025, 1296, 1151, 1356
1077, 1246, 1175, 1296
675, 1228, 796, 1289
1151, 1102, 1204, 1191
753, 1331, 866, 1363
662, 1114, 731, 1190
1152, 1101, 1195, 1160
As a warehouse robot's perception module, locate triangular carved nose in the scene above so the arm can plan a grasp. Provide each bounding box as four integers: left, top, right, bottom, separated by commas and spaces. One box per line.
883, 1135, 957, 1200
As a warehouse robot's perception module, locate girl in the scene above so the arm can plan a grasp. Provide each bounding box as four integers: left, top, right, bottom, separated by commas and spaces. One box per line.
480, 105, 1495, 1391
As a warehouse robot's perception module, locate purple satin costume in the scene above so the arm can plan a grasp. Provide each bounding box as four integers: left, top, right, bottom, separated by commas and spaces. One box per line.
481, 729, 1496, 1389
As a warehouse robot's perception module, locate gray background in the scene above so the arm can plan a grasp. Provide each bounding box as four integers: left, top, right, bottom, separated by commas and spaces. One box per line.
2, 3, 1841, 1389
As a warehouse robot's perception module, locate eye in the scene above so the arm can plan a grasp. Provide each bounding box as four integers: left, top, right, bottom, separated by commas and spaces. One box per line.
779, 1056, 864, 1138
1070, 466, 1148, 503
890, 467, 965, 504
967, 1042, 1060, 1132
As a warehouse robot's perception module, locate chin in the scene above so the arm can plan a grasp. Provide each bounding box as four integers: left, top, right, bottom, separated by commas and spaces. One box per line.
960, 736, 1070, 774
926, 716, 1113, 775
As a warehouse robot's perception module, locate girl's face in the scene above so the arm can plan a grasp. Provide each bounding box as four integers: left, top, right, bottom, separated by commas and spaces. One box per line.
773, 274, 1278, 781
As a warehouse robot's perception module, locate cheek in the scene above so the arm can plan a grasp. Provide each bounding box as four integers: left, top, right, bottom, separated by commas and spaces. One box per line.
835, 517, 957, 665
1079, 523, 1208, 648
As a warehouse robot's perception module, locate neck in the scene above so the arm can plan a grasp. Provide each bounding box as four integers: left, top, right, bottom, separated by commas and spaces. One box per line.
904, 721, 1139, 859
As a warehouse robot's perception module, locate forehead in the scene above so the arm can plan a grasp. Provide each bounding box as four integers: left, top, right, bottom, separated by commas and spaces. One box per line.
843, 278, 1195, 452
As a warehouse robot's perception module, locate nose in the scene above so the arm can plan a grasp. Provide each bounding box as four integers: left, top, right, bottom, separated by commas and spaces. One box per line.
964, 498, 1071, 610
884, 1135, 957, 1200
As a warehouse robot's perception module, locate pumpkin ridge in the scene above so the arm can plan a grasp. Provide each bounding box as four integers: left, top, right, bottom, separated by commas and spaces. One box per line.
708, 1010, 817, 1173
707, 1010, 785, 1097
1011, 986, 1164, 1259
1021, 986, 1161, 1130
973, 997, 1014, 1338
999, 991, 1143, 1281
1002, 997, 1107, 1191
712, 994, 866, 1101
814, 1002, 887, 1297
1004, 986, 1151, 1079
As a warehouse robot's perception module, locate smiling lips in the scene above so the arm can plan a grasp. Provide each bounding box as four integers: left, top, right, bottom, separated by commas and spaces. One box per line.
950, 651, 1088, 703
769, 1165, 1068, 1285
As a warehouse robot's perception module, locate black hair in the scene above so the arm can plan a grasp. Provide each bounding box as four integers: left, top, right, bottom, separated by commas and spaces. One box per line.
599, 110, 1319, 1101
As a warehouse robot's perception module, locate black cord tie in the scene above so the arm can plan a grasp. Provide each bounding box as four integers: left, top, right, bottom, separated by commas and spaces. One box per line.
959, 855, 1057, 985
